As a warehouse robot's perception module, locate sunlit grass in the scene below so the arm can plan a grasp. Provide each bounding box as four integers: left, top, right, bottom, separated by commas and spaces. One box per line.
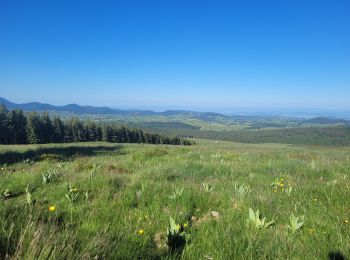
0, 140, 349, 259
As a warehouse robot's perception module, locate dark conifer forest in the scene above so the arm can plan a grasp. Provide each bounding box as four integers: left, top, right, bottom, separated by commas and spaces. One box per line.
0, 105, 192, 145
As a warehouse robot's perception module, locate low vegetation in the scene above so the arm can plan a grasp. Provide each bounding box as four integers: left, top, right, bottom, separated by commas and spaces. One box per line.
0, 140, 349, 259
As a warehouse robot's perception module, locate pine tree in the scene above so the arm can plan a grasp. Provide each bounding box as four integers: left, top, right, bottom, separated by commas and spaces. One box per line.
26, 112, 40, 144
11, 110, 27, 144
41, 112, 53, 143
0, 105, 10, 144
52, 116, 65, 143
69, 117, 85, 142
102, 125, 113, 142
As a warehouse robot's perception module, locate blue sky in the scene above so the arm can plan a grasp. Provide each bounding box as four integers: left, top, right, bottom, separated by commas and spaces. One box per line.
0, 0, 349, 111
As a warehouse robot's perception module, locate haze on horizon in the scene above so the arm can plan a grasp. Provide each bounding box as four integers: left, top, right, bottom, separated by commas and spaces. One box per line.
0, 0, 349, 110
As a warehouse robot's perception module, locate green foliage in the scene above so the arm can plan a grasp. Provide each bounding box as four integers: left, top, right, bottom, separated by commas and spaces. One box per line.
89, 163, 101, 180
65, 183, 79, 203
0, 105, 10, 144
270, 178, 292, 194
42, 169, 60, 184
169, 186, 184, 199
287, 213, 304, 234
1, 189, 11, 199
202, 182, 214, 192
0, 140, 349, 259
0, 105, 192, 146
166, 217, 190, 254
284, 186, 293, 196
234, 184, 251, 199
246, 208, 274, 229
25, 184, 32, 206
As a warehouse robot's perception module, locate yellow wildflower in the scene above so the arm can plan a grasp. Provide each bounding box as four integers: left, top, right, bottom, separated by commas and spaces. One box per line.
184, 223, 188, 228
138, 229, 144, 235
49, 206, 56, 212
345, 219, 349, 224
308, 228, 315, 234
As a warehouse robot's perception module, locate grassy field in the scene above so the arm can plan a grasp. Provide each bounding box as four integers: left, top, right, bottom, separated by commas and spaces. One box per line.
0, 140, 349, 259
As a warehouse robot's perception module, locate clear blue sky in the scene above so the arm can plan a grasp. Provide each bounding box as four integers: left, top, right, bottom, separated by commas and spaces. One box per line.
0, 0, 349, 111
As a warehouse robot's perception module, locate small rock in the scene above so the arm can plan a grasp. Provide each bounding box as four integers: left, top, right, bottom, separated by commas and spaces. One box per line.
211, 211, 220, 219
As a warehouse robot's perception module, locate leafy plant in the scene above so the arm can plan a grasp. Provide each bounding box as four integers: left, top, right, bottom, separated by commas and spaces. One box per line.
311, 159, 317, 170
89, 164, 101, 180
84, 190, 90, 201
202, 182, 214, 192
65, 184, 79, 203
286, 213, 304, 234
167, 217, 190, 254
25, 184, 32, 206
23, 159, 33, 165
246, 208, 274, 229
1, 189, 11, 199
169, 186, 184, 199
234, 184, 251, 199
284, 186, 293, 196
42, 169, 60, 184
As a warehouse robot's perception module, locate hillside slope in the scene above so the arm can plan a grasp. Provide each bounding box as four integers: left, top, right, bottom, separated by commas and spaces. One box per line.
0, 141, 349, 259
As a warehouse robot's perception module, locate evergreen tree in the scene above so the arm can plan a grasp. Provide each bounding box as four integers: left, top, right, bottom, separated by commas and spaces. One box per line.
40, 112, 53, 143
0, 105, 10, 144
11, 110, 27, 144
0, 106, 191, 146
102, 125, 113, 142
68, 117, 85, 142
26, 112, 40, 144
52, 116, 65, 143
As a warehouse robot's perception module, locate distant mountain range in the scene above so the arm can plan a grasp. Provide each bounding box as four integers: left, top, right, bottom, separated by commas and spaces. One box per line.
1, 97, 349, 124
0, 97, 229, 119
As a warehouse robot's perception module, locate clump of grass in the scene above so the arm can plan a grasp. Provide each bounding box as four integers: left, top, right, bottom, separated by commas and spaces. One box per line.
25, 184, 33, 206
1, 189, 11, 199
202, 182, 214, 192
234, 184, 251, 199
169, 186, 184, 200
89, 163, 101, 180
42, 169, 60, 184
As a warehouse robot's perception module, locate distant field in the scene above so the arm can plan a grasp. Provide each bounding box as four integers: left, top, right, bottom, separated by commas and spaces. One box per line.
1, 141, 349, 259
45, 111, 350, 146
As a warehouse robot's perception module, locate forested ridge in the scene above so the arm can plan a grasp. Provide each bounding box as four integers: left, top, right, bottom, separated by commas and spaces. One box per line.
136, 122, 350, 146
0, 105, 192, 145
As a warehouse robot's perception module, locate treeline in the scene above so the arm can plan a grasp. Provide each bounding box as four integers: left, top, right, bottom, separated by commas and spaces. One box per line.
138, 123, 350, 146
0, 105, 192, 145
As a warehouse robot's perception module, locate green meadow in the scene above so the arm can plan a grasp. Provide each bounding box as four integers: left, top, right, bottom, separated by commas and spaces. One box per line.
0, 140, 349, 259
